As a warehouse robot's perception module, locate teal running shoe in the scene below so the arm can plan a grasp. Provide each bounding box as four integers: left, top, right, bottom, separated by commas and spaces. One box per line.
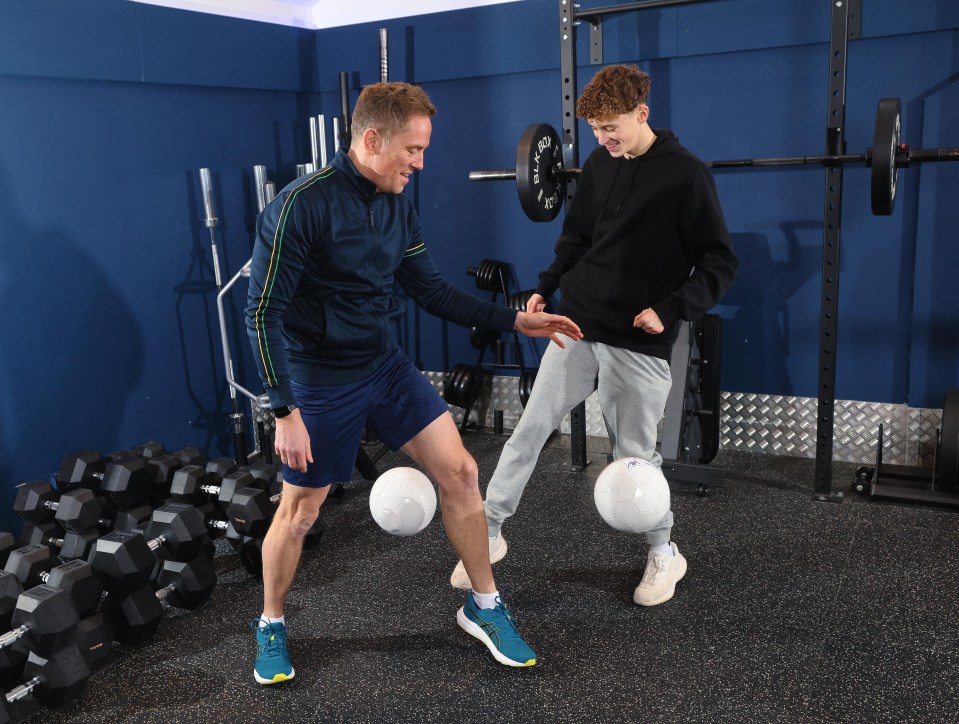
250, 618, 295, 684
456, 596, 537, 667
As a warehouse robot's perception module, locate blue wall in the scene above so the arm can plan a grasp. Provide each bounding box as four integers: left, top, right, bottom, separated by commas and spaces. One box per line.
0, 0, 320, 528
313, 0, 959, 407
1, 0, 957, 531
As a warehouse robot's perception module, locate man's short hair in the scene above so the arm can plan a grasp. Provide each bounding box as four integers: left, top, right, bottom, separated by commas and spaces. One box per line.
350, 82, 436, 143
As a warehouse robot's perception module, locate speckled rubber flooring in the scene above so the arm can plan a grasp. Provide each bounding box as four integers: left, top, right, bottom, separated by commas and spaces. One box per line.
17, 433, 959, 723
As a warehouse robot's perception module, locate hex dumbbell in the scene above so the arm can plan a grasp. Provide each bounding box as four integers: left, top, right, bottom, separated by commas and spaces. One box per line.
55, 452, 152, 509
0, 638, 100, 718
0, 585, 80, 657
170, 466, 256, 517
88, 503, 209, 593
14, 483, 112, 535
20, 522, 100, 562
4, 548, 102, 618
101, 554, 216, 644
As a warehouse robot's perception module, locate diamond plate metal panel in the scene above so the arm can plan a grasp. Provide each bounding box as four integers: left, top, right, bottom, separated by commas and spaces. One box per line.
319, 370, 948, 468
719, 392, 939, 466
558, 392, 607, 437
835, 399, 908, 464
720, 392, 817, 458
912, 406, 942, 468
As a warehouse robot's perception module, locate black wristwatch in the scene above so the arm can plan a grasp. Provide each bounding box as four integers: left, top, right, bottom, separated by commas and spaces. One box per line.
272, 404, 297, 419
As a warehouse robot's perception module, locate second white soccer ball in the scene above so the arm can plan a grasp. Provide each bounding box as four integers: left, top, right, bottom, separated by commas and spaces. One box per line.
594, 457, 670, 534
369, 467, 437, 536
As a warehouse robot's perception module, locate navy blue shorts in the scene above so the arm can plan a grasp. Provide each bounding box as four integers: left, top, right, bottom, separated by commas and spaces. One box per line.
283, 348, 449, 488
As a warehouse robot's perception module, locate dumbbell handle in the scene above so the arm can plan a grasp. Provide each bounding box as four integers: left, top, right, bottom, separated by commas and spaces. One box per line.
0, 625, 29, 650
208, 520, 228, 532
5, 675, 41, 704
146, 535, 167, 553
155, 583, 176, 604
199, 484, 223, 497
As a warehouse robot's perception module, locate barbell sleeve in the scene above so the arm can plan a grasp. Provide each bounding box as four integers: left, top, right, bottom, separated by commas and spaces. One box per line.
379, 28, 389, 83
469, 167, 582, 182
198, 168, 218, 227
469, 170, 516, 181
253, 165, 269, 214
317, 114, 328, 167
309, 117, 319, 169
908, 147, 959, 162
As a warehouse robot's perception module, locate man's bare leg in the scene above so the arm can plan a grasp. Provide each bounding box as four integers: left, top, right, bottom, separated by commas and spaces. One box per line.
402, 413, 495, 593
262, 482, 331, 617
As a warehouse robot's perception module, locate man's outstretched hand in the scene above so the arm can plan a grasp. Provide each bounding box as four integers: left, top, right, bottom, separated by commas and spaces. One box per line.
514, 310, 583, 349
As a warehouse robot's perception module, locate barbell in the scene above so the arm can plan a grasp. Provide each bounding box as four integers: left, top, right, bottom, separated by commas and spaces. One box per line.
469, 97, 959, 222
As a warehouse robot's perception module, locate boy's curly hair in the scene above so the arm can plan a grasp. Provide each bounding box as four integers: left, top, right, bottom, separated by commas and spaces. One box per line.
576, 65, 651, 121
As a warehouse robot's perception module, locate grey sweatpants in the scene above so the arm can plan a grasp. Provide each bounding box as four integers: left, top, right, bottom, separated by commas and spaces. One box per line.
484, 336, 674, 545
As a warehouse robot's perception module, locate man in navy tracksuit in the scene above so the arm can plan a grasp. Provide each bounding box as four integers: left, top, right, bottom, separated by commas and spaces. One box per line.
245, 82, 582, 682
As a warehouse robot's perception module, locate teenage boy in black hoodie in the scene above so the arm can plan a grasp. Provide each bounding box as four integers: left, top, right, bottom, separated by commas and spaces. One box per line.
245, 82, 583, 683
450, 64, 738, 605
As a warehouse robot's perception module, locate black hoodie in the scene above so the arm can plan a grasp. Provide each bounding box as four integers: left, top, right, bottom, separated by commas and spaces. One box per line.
535, 129, 739, 360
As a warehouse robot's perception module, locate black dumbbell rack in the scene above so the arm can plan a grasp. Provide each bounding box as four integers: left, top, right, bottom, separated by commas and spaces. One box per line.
443, 261, 542, 433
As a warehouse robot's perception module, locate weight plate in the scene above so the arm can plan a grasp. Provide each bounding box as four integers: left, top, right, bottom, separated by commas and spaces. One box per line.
507, 289, 552, 313
454, 364, 471, 406
442, 364, 466, 406
472, 259, 505, 293
507, 290, 533, 312
871, 97, 901, 216
518, 369, 538, 408
516, 123, 565, 222
935, 389, 959, 493
443, 363, 484, 409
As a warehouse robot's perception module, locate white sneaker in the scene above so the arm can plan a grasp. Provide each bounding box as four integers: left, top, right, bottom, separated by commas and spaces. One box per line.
449, 534, 508, 590
633, 542, 687, 606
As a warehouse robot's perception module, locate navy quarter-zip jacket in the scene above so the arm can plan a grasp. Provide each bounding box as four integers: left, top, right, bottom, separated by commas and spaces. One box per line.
246, 149, 517, 409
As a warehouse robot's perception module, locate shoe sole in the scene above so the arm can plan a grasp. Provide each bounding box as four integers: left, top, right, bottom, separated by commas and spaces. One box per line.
633, 554, 688, 607
450, 536, 508, 590
254, 667, 296, 684
456, 606, 536, 667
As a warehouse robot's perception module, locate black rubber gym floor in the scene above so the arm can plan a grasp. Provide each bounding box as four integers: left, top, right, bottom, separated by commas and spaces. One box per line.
17, 432, 959, 723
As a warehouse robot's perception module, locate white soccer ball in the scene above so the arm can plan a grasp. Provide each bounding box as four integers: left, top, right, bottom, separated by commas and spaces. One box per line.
369, 467, 437, 536
594, 457, 670, 534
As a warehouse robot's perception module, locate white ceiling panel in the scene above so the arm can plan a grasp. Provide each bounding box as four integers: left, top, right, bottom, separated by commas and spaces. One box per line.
131, 0, 522, 29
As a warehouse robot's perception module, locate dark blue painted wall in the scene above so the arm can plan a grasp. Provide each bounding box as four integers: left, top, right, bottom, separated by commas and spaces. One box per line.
1, 0, 957, 532
0, 0, 320, 530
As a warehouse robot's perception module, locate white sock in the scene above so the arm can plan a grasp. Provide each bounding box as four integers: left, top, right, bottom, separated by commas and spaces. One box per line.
649, 543, 673, 557
472, 590, 500, 610
259, 614, 286, 628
